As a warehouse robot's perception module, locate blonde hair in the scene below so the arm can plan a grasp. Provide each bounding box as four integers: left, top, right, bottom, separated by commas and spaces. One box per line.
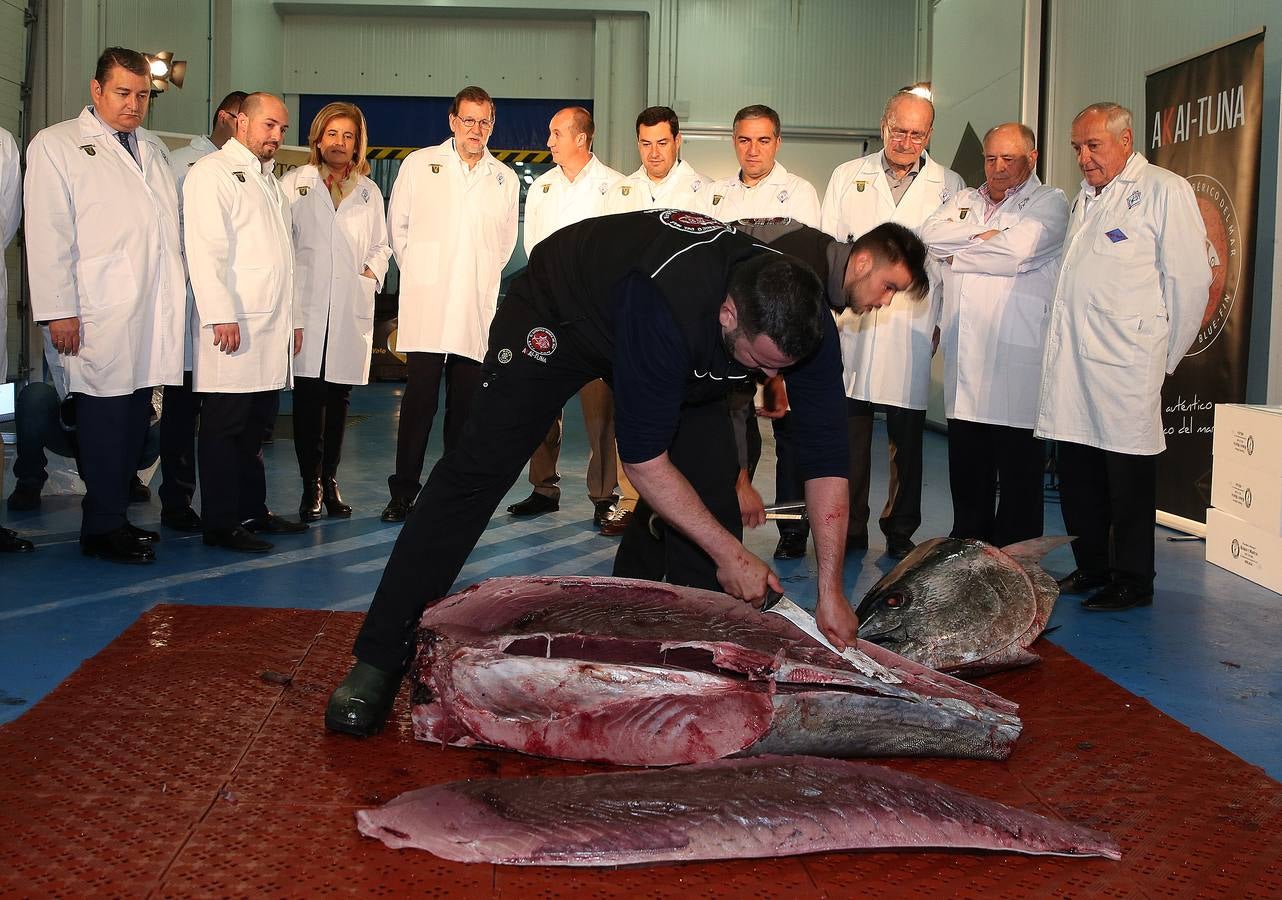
307, 101, 370, 176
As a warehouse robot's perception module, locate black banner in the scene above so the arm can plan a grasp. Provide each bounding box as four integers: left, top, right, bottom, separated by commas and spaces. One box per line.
1146, 30, 1264, 527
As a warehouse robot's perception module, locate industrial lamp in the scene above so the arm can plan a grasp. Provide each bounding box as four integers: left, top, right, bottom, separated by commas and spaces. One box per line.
146, 51, 187, 93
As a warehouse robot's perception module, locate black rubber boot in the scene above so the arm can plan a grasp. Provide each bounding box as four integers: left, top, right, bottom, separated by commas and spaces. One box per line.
325, 661, 401, 736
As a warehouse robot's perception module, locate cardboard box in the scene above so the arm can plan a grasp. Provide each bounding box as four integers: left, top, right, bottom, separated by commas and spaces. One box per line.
1205, 507, 1282, 594
1210, 455, 1282, 534
1213, 404, 1282, 477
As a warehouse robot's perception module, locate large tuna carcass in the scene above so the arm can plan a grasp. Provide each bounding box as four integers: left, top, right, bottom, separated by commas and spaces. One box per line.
410, 576, 1022, 765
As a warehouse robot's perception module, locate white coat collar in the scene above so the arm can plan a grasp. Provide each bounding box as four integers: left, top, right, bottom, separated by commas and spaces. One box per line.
223, 137, 274, 176
435, 137, 501, 176
188, 134, 218, 154
737, 159, 792, 189
556, 153, 607, 185
1078, 152, 1146, 195
77, 105, 162, 152
855, 149, 945, 185
628, 158, 692, 189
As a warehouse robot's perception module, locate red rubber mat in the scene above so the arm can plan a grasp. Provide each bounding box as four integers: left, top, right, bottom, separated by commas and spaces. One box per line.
1, 603, 1278, 898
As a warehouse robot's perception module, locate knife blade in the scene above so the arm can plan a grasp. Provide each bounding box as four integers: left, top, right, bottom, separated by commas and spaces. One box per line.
761, 589, 898, 682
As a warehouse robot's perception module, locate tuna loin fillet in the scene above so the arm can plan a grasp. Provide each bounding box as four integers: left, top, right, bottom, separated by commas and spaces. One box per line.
412, 576, 1022, 765
356, 755, 1121, 865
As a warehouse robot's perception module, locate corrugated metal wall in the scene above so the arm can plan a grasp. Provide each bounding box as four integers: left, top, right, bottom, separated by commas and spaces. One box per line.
101, 0, 213, 135
673, 0, 918, 131
282, 15, 595, 100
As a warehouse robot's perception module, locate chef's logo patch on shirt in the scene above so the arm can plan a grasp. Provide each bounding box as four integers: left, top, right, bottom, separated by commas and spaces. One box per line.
940, 189, 951, 203
298, 186, 309, 196
1105, 228, 1128, 243
80, 145, 96, 156
958, 208, 969, 220
691, 179, 702, 192
777, 190, 789, 203
497, 348, 513, 364
524, 327, 557, 362
658, 210, 725, 235
1018, 197, 1029, 210
233, 171, 246, 183
542, 184, 551, 193
497, 174, 504, 185
621, 185, 631, 196
855, 180, 866, 191
712, 194, 723, 206
361, 188, 370, 202
1127, 190, 1141, 208
431, 164, 441, 174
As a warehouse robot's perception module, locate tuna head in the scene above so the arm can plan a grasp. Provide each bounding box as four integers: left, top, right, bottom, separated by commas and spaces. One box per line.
855, 537, 1039, 673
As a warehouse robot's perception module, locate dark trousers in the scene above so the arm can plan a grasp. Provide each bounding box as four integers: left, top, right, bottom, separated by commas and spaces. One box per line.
772, 412, 806, 540
12, 382, 76, 489
388, 351, 481, 501
1055, 441, 1157, 591
197, 390, 278, 531
947, 419, 1045, 547
293, 375, 352, 482
159, 371, 201, 512
75, 388, 153, 536
848, 399, 925, 542
612, 399, 742, 589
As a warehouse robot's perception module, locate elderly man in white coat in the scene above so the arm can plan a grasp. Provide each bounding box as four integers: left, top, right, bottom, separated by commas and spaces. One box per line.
24, 47, 185, 564
1035, 102, 1210, 612
157, 89, 247, 534
921, 123, 1068, 546
508, 106, 623, 525
820, 90, 965, 560
598, 105, 709, 538
0, 123, 31, 554
282, 102, 390, 522
380, 85, 519, 523
184, 91, 307, 553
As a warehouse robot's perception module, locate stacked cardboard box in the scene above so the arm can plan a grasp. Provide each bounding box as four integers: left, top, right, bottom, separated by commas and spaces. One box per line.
1205, 404, 1282, 593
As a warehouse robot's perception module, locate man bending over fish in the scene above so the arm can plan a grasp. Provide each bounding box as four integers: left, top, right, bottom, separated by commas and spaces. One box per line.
327, 209, 926, 736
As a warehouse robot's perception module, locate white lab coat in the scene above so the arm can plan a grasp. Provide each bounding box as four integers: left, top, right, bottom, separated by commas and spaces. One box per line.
524, 154, 623, 256
388, 139, 518, 362
606, 159, 709, 213
821, 150, 965, 409
281, 165, 391, 384
24, 108, 185, 397
1035, 153, 1210, 455
168, 133, 219, 371
0, 126, 20, 380
919, 175, 1068, 427
183, 137, 297, 393
698, 161, 820, 227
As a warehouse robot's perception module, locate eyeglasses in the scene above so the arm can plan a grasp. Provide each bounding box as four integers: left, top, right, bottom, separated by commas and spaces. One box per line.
454, 116, 494, 131
886, 127, 929, 146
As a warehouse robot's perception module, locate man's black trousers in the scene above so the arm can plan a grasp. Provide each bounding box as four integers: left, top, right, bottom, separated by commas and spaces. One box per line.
353, 296, 741, 675
75, 387, 153, 537
197, 390, 278, 531
946, 418, 1045, 547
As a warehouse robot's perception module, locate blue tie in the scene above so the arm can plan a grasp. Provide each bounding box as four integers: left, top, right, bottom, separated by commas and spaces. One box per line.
115, 130, 140, 168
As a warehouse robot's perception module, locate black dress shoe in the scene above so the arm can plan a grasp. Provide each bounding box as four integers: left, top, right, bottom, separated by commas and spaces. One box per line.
592, 496, 620, 527
325, 661, 402, 736
885, 536, 916, 560
773, 531, 808, 560
7, 484, 41, 511
323, 479, 353, 518
507, 492, 559, 517
128, 475, 151, 504
299, 479, 323, 522
81, 526, 155, 564
1082, 583, 1153, 611
161, 506, 203, 533
0, 527, 35, 553
381, 496, 414, 523
126, 523, 160, 544
203, 526, 273, 553
1057, 569, 1111, 594
243, 513, 308, 534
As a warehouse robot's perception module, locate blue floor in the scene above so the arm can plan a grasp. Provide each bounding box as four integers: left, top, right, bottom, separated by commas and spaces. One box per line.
2, 382, 1279, 780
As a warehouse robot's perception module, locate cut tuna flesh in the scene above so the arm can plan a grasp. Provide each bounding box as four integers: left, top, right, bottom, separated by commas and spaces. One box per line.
356, 755, 1121, 865
411, 576, 1023, 765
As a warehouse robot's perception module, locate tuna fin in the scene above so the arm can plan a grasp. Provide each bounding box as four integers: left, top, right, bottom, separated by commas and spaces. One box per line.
1000, 535, 1074, 565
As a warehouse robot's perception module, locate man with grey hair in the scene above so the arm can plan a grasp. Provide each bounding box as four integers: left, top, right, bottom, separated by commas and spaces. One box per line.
1035, 102, 1210, 611
921, 122, 1068, 546
818, 90, 964, 561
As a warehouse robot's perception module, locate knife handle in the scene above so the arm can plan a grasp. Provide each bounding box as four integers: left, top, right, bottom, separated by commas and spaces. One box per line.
761, 588, 783, 611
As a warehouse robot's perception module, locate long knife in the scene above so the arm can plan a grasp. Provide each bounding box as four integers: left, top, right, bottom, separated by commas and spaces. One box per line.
761, 588, 896, 680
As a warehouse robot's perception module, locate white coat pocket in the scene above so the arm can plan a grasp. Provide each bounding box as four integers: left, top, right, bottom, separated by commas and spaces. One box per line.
76, 254, 138, 314
230, 266, 278, 316
356, 274, 377, 320
402, 241, 440, 288
1080, 302, 1139, 368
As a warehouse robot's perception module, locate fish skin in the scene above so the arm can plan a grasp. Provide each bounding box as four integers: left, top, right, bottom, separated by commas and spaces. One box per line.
412, 576, 1021, 764
355, 755, 1121, 865
856, 536, 1073, 677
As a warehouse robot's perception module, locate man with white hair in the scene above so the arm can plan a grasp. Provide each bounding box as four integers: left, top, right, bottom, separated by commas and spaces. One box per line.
921, 123, 1068, 546
1036, 102, 1210, 611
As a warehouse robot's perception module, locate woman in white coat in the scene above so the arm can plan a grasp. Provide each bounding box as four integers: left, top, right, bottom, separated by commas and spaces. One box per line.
281, 103, 390, 520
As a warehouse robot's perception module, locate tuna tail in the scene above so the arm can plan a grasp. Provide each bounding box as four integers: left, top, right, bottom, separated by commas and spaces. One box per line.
1000, 535, 1074, 566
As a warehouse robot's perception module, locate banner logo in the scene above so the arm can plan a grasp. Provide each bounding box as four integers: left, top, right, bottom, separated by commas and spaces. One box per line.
1186, 173, 1240, 357
1150, 84, 1246, 148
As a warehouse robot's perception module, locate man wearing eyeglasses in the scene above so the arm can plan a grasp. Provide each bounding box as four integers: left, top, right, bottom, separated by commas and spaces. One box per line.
159, 90, 248, 535
380, 85, 519, 523
819, 90, 965, 561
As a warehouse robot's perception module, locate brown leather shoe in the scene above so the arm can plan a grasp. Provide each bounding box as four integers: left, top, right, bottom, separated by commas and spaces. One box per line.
599, 506, 634, 536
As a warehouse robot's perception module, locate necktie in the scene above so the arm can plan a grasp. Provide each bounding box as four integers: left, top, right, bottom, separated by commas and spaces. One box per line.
115, 131, 140, 168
